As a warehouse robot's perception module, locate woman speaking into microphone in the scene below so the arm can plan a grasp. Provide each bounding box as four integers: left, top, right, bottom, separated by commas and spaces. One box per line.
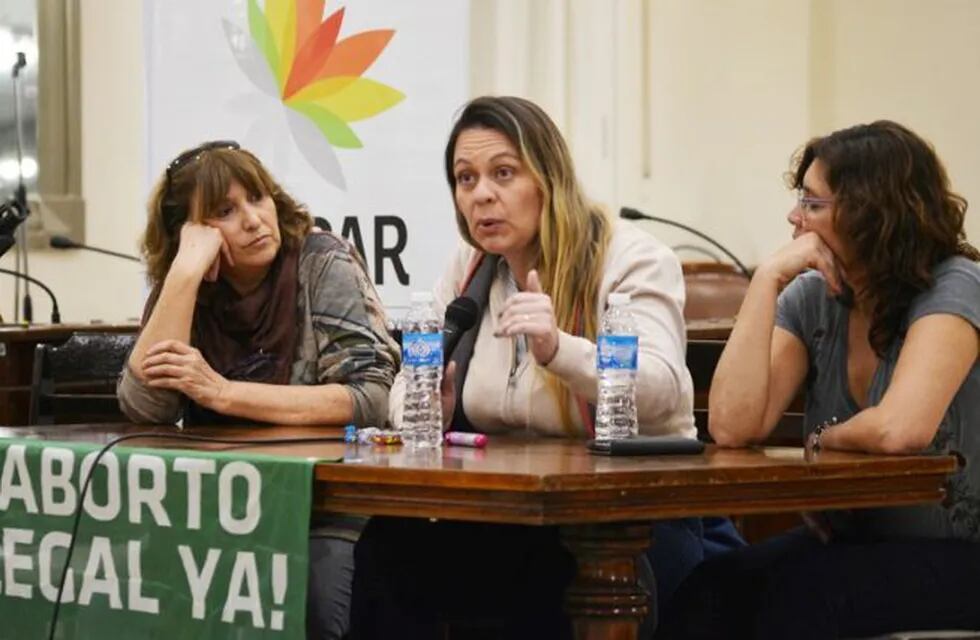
350, 96, 743, 639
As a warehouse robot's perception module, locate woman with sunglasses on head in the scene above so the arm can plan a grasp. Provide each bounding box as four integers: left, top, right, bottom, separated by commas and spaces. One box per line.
658, 121, 980, 639
118, 141, 399, 639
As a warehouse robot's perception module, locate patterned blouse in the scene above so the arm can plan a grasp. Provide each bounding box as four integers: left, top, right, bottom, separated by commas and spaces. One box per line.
118, 231, 400, 426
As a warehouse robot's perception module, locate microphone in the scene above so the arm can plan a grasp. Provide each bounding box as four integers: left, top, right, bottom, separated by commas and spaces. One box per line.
443, 296, 479, 366
12, 52, 26, 78
619, 207, 751, 278
0, 267, 61, 323
49, 235, 141, 263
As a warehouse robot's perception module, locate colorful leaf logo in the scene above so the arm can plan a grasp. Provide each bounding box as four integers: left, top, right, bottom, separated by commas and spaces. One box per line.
223, 1, 405, 189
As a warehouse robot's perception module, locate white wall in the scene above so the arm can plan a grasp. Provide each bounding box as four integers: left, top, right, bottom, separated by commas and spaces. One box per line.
637, 0, 811, 264
813, 0, 980, 246
4, 0, 978, 323
472, 0, 980, 266
0, 0, 146, 324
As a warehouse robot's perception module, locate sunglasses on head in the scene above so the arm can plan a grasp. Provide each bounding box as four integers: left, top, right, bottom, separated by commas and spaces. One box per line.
165, 140, 240, 190
162, 140, 241, 230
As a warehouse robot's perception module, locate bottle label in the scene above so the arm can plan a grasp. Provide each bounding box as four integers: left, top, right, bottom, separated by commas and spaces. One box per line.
597, 335, 638, 370
403, 332, 443, 367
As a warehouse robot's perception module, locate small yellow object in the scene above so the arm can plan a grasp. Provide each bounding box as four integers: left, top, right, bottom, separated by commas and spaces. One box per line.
370, 431, 403, 445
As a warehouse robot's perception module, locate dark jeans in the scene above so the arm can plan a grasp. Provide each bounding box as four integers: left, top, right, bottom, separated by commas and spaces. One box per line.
307, 536, 355, 640
648, 517, 745, 609
656, 527, 980, 640
349, 516, 744, 640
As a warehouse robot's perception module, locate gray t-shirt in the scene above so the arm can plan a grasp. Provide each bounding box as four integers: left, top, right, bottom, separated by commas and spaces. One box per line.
776, 256, 980, 541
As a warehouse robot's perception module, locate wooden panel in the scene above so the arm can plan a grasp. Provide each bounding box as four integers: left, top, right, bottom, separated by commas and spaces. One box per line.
686, 318, 734, 341
309, 444, 951, 525
0, 338, 35, 424
0, 323, 137, 424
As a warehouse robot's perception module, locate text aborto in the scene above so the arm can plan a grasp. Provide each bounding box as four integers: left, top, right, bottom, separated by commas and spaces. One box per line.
0, 439, 313, 639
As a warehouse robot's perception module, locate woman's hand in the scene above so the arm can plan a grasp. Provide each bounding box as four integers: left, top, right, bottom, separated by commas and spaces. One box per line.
171, 222, 234, 283
757, 232, 843, 295
494, 269, 560, 366
141, 340, 230, 410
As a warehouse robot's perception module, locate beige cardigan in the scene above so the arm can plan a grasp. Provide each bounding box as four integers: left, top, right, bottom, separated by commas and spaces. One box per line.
390, 220, 696, 438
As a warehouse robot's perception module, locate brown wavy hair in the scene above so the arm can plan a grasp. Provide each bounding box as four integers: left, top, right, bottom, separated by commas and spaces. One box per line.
142, 144, 312, 286
444, 96, 613, 433
790, 121, 979, 356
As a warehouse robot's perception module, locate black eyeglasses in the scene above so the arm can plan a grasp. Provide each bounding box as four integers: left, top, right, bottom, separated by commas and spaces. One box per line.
165, 140, 241, 191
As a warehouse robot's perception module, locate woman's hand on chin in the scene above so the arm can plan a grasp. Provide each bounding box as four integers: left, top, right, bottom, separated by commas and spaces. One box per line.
494, 269, 560, 366
757, 232, 843, 295
171, 222, 234, 283
141, 339, 230, 411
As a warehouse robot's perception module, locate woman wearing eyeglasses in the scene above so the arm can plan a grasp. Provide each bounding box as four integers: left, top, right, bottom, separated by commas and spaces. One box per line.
658, 121, 980, 638
117, 141, 399, 639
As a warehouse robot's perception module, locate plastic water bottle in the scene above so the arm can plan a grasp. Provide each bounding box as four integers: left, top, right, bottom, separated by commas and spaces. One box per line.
595, 292, 639, 440
400, 292, 443, 448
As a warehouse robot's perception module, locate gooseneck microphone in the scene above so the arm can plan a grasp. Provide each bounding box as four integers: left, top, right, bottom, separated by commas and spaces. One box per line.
620, 207, 751, 278
443, 296, 479, 366
0, 268, 61, 323
12, 51, 26, 77
49, 235, 141, 263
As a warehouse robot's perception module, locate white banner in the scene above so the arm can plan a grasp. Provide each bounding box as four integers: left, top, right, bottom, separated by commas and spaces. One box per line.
144, 0, 470, 310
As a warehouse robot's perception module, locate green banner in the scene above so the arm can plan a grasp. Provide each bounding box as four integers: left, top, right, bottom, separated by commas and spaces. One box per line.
0, 438, 313, 639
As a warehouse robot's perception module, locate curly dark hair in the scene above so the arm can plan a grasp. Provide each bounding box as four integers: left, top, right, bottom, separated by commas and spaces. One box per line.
791, 120, 979, 356
142, 144, 312, 286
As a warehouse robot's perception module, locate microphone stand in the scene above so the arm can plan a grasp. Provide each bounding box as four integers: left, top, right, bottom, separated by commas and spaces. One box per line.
11, 51, 32, 322
48, 236, 142, 263
0, 268, 61, 323
620, 207, 751, 278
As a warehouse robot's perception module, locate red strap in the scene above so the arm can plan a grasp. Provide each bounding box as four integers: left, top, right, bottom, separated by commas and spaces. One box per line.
576, 396, 595, 438
457, 252, 486, 297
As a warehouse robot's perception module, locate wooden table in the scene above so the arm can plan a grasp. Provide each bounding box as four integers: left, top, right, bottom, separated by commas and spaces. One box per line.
686, 317, 734, 341
0, 323, 138, 424
0, 423, 956, 640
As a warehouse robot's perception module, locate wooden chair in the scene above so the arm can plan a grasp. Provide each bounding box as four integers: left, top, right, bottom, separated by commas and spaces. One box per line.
29, 331, 136, 425
682, 262, 750, 322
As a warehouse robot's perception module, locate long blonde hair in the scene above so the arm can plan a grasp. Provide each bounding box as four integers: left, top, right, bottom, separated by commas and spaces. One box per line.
444, 96, 612, 433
